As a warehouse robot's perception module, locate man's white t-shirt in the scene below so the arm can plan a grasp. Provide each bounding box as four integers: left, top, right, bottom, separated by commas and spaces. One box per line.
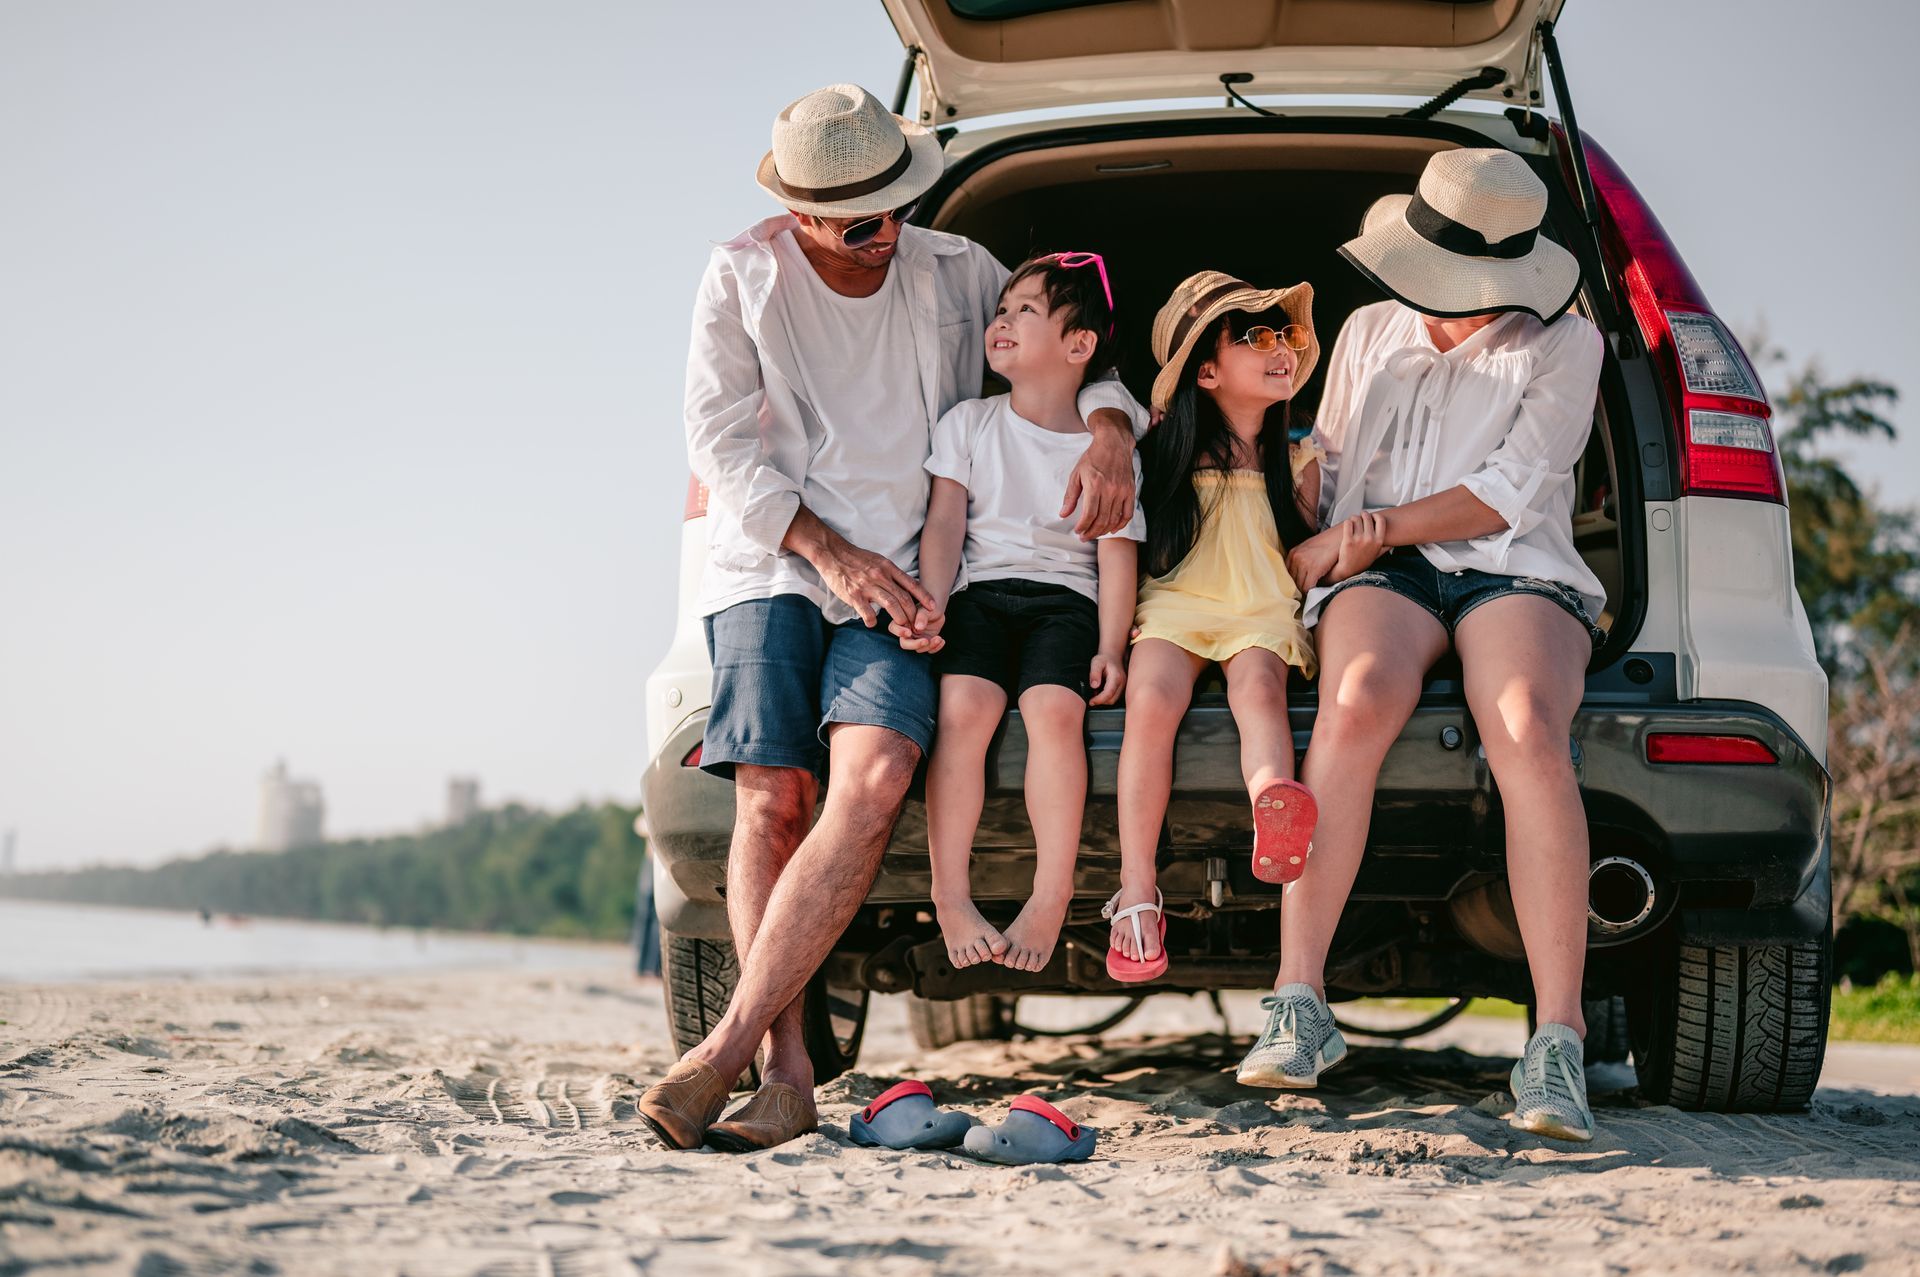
755, 231, 931, 581
926, 393, 1148, 603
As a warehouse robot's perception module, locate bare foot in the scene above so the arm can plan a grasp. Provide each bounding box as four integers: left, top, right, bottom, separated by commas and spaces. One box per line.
997, 893, 1069, 972
935, 897, 1008, 968
1106, 883, 1163, 963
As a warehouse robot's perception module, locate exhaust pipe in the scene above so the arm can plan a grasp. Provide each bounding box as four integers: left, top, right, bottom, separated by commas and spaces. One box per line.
1588, 856, 1656, 936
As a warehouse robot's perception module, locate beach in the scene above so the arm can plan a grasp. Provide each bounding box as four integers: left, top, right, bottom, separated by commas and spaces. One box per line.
3, 955, 1918, 1276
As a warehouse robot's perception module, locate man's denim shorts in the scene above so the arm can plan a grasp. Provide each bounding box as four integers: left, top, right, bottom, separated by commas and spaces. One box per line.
701, 594, 936, 782
1321, 549, 1606, 647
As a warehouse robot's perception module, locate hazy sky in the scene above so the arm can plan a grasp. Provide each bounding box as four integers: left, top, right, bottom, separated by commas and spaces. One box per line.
3, 2, 1915, 869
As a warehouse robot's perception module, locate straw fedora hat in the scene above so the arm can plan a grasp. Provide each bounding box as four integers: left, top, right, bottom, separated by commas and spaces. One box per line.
755, 84, 944, 219
1338, 148, 1580, 321
1149, 271, 1319, 413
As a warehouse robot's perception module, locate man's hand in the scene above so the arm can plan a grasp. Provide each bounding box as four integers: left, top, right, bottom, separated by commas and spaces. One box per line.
1062, 410, 1136, 540
1285, 526, 1344, 593
890, 605, 946, 654
1088, 650, 1127, 706
790, 513, 934, 628
1329, 511, 1387, 583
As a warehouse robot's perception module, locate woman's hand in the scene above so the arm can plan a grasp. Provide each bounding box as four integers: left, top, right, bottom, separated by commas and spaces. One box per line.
1088, 650, 1127, 705
1285, 527, 1344, 592
1329, 511, 1387, 583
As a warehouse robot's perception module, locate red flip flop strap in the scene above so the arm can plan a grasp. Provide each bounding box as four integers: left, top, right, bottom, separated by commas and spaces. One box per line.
1010, 1094, 1080, 1141
862, 1079, 933, 1122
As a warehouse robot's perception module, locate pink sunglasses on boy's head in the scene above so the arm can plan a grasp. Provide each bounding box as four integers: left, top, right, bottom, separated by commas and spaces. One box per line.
1043, 251, 1114, 335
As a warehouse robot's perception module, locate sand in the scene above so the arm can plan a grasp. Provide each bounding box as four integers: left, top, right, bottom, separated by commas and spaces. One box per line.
3, 964, 1918, 1276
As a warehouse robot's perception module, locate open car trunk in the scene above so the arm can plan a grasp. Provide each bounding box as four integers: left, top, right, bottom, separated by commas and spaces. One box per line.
920, 122, 1632, 641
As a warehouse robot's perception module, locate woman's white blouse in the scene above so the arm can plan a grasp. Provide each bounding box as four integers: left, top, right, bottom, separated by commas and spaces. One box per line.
1304, 301, 1608, 627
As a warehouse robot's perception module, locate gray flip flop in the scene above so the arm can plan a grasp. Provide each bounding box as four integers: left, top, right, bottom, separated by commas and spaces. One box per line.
847, 1080, 979, 1150
961, 1095, 1097, 1164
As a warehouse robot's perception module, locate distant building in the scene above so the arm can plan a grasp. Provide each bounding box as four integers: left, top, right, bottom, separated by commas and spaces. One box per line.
257, 759, 325, 851
446, 776, 481, 826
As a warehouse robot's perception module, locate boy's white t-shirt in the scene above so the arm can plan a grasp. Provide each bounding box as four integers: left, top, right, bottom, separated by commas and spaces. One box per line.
925, 392, 1148, 603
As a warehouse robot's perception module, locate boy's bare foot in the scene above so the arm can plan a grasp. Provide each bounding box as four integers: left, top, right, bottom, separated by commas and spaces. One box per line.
1106, 882, 1164, 963
936, 898, 1009, 968
997, 893, 1070, 972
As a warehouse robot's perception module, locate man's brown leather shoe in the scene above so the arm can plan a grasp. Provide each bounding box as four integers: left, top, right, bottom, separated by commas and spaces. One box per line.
635, 1059, 730, 1150
704, 1082, 818, 1153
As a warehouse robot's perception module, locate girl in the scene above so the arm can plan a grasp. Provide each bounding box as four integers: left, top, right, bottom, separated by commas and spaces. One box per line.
1103, 271, 1331, 982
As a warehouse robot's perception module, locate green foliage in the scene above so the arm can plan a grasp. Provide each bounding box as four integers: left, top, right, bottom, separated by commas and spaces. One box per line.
1829, 972, 1920, 1044
0, 804, 647, 942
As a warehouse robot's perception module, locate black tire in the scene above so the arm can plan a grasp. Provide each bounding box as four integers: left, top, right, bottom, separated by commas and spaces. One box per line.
905, 993, 1016, 1050
1628, 938, 1830, 1111
1582, 996, 1631, 1064
659, 932, 869, 1085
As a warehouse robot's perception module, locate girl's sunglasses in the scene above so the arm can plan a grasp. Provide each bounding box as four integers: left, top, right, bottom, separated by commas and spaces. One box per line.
1234, 324, 1311, 353
831, 200, 919, 249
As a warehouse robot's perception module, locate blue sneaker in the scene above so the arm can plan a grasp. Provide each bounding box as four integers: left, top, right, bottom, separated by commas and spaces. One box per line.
1236, 983, 1346, 1088
1509, 1022, 1594, 1143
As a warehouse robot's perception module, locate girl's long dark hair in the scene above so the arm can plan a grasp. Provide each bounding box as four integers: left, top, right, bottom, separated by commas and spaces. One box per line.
1140, 308, 1314, 579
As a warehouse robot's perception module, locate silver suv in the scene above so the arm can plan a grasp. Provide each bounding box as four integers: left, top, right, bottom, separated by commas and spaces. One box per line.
642, 0, 1831, 1112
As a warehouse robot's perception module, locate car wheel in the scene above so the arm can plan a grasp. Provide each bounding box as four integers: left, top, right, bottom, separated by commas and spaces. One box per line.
905, 993, 1016, 1050
659, 932, 869, 1086
1627, 935, 1830, 1111
1582, 995, 1632, 1065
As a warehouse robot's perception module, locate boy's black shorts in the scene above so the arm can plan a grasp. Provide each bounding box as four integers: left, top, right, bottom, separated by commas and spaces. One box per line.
934, 578, 1099, 700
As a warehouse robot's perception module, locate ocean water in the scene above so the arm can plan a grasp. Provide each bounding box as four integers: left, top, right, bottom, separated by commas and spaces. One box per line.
0, 898, 626, 982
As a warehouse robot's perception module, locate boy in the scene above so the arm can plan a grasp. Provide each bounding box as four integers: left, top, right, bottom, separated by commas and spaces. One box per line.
900, 253, 1147, 973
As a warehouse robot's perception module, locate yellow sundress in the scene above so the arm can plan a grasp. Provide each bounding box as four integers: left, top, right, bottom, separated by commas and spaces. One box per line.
1132, 445, 1320, 677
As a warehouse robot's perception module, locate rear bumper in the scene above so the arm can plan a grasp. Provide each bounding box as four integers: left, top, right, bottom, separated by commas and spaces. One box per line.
642, 695, 1831, 949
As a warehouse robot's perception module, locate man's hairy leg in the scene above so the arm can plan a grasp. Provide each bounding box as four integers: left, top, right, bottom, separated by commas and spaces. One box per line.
685, 724, 918, 1087
722, 765, 819, 1087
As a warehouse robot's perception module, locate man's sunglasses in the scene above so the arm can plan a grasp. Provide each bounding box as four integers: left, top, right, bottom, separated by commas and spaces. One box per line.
1234, 324, 1311, 353
830, 200, 919, 249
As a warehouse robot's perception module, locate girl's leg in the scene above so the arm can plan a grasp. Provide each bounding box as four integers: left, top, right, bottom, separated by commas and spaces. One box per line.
1454, 594, 1593, 1038
1111, 639, 1205, 962
1000, 683, 1088, 971
1220, 646, 1294, 793
927, 674, 1011, 968
1276, 590, 1448, 994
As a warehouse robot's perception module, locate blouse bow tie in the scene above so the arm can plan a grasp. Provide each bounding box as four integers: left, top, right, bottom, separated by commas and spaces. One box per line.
1379, 347, 1459, 504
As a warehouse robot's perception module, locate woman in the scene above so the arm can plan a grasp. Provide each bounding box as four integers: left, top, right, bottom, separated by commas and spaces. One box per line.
1237, 148, 1609, 1144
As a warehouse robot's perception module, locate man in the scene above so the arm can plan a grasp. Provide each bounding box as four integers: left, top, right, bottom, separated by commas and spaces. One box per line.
636, 84, 1141, 1152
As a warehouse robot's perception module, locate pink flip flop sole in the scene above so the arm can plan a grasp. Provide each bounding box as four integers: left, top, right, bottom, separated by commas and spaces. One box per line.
1251, 779, 1318, 885
1106, 913, 1168, 983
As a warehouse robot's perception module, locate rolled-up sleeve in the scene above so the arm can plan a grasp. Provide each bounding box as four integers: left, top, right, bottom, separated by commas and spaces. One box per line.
683, 252, 802, 557
1458, 318, 1604, 562
1077, 376, 1150, 439
925, 401, 975, 487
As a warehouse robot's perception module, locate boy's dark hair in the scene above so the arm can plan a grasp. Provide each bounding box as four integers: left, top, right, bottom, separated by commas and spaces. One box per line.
999, 253, 1118, 385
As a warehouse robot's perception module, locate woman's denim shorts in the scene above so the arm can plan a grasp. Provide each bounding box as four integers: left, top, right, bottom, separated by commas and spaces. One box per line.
701, 594, 936, 782
1321, 549, 1605, 647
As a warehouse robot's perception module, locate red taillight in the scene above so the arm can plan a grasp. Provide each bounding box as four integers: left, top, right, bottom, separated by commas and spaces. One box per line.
1646, 733, 1778, 765
685, 474, 709, 521
1565, 128, 1786, 504
681, 743, 704, 768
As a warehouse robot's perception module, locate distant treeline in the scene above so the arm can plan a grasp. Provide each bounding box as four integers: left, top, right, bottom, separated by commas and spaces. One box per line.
0, 804, 647, 941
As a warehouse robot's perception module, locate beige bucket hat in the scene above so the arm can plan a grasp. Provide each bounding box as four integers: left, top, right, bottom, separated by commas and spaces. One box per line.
1339, 148, 1580, 321
1149, 271, 1318, 413
755, 83, 944, 218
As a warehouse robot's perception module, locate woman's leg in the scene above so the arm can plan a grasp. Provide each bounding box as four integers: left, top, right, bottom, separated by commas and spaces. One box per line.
926, 674, 1011, 968
1220, 646, 1294, 793
1275, 589, 1448, 994
1111, 639, 1205, 961
1001, 683, 1088, 971
1454, 594, 1593, 1038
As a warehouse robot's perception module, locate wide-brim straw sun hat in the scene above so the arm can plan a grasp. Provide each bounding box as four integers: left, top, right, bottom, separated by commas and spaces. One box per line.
1149, 271, 1319, 414
755, 83, 944, 219
1338, 148, 1580, 322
